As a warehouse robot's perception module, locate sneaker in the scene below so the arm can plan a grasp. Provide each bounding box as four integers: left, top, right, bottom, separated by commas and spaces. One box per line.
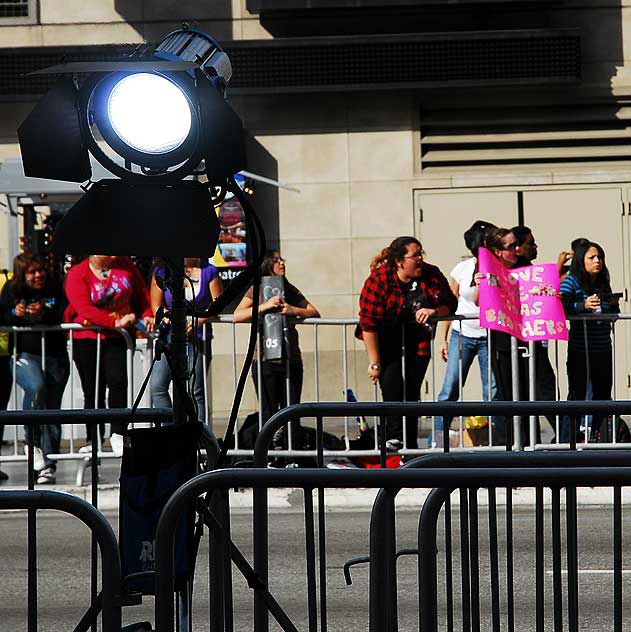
37, 467, 56, 485
385, 438, 403, 451
325, 458, 358, 469
79, 440, 103, 454
23, 445, 46, 471
109, 433, 124, 457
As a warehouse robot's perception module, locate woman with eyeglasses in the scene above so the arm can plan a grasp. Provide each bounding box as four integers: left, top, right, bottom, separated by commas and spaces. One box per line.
357, 236, 457, 450
233, 250, 320, 448
483, 228, 534, 446
560, 240, 619, 441
0, 254, 69, 484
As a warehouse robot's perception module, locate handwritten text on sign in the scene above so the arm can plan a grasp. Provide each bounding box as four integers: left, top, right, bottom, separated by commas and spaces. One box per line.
478, 247, 568, 342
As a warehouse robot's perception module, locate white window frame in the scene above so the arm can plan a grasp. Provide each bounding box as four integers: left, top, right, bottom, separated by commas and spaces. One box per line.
0, 0, 37, 25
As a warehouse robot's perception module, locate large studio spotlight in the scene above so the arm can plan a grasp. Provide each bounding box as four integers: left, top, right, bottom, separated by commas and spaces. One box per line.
103, 72, 193, 153
17, 28, 246, 255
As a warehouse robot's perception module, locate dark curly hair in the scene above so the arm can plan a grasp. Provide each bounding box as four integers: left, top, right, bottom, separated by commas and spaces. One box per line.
370, 236, 423, 270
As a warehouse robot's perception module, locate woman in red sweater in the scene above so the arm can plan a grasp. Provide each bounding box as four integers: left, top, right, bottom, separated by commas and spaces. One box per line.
64, 255, 152, 454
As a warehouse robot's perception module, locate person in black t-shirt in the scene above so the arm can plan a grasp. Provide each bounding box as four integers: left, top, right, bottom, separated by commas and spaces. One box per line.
233, 250, 320, 453
0, 254, 69, 484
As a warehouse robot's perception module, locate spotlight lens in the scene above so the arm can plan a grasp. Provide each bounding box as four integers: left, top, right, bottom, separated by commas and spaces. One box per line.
107, 73, 192, 154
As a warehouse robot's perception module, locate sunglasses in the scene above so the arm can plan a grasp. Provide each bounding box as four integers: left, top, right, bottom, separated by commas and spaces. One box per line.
503, 242, 519, 251
271, 257, 285, 263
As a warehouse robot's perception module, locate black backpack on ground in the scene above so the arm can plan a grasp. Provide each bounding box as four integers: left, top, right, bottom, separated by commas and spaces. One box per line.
592, 416, 631, 443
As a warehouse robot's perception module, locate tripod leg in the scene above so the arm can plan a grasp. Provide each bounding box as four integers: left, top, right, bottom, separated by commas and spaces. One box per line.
175, 579, 192, 632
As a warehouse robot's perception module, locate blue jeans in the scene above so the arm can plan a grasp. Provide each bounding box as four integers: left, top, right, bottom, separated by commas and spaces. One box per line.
14, 351, 69, 469
433, 330, 496, 435
150, 342, 209, 422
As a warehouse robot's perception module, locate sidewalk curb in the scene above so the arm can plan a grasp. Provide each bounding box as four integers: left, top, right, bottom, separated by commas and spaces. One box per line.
1, 484, 624, 512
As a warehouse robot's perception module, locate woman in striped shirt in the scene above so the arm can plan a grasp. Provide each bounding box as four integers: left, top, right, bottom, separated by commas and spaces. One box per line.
560, 240, 619, 440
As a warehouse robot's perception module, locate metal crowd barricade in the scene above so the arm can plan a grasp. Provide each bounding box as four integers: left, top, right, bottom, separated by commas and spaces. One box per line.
0, 324, 140, 474
2, 312, 629, 470
151, 413, 631, 632
247, 400, 631, 632
0, 408, 171, 632
0, 488, 123, 632
213, 311, 631, 459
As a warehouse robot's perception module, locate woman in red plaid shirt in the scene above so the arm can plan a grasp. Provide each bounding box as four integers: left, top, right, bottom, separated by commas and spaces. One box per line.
357, 236, 457, 449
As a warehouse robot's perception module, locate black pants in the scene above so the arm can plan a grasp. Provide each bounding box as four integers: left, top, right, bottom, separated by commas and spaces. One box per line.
378, 353, 431, 449
73, 338, 128, 439
535, 344, 558, 431
0, 355, 11, 444
567, 348, 612, 438
491, 343, 541, 448
251, 361, 303, 447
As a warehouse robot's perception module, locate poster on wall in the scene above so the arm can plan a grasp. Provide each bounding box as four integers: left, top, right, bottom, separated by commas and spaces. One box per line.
211, 175, 249, 282
478, 247, 568, 342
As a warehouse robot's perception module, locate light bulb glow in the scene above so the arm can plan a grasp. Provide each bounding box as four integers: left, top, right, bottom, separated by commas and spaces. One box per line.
107, 73, 192, 155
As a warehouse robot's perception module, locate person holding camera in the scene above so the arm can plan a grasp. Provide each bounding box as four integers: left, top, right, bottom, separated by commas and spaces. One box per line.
0, 254, 69, 484
560, 240, 620, 439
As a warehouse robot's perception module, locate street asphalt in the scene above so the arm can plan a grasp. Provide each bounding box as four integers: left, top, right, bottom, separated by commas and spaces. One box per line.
1, 506, 630, 632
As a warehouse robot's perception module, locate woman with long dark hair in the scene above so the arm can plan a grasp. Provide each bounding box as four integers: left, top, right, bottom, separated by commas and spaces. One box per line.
560, 240, 619, 439
150, 258, 223, 422
357, 236, 457, 450
233, 250, 319, 443
0, 254, 69, 483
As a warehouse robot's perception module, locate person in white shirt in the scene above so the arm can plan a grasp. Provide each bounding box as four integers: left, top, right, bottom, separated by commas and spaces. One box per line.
431, 221, 497, 447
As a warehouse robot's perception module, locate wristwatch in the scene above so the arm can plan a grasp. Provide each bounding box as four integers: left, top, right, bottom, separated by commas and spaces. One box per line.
369, 363, 381, 370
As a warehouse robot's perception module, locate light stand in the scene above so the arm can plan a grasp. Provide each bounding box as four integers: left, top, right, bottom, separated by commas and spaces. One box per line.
166, 258, 190, 425
16, 30, 270, 632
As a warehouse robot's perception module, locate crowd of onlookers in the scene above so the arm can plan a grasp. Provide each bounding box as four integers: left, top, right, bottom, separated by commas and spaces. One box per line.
0, 249, 316, 481
0, 227, 621, 481
356, 224, 619, 450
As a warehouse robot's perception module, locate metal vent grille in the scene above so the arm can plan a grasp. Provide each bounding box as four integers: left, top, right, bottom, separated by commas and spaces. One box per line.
0, 0, 28, 17
0, 30, 579, 100
420, 104, 631, 171
249, 0, 551, 11
0, 45, 133, 100
226, 31, 580, 92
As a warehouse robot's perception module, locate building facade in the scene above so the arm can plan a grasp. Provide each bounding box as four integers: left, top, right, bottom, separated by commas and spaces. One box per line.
2, 0, 631, 415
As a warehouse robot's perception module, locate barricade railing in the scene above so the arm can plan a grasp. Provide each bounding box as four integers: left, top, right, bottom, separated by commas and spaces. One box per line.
247, 399, 631, 632
0, 408, 170, 631
214, 312, 630, 455
1, 313, 628, 471
3, 402, 631, 631
0, 324, 144, 469
373, 449, 631, 632
152, 449, 631, 632
0, 488, 123, 632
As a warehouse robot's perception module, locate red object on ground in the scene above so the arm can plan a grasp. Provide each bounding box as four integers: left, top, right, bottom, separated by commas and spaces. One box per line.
356, 455, 402, 469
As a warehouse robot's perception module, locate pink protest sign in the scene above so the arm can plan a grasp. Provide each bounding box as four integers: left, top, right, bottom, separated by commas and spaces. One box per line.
478, 247, 568, 342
